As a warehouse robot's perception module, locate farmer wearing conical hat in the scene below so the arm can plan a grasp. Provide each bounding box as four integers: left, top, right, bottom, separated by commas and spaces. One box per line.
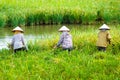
96, 24, 111, 51
11, 26, 28, 53
54, 26, 73, 54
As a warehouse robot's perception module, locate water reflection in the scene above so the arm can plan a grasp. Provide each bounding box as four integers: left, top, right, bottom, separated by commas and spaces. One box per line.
0, 25, 61, 49
0, 36, 11, 49
0, 25, 99, 49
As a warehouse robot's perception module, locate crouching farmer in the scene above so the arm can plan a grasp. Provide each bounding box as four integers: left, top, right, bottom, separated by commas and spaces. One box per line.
11, 26, 28, 53
54, 26, 73, 54
96, 24, 111, 52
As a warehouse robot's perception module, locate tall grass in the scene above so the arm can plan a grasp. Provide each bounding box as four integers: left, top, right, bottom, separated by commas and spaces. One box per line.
0, 0, 119, 27
0, 13, 7, 27
0, 25, 120, 79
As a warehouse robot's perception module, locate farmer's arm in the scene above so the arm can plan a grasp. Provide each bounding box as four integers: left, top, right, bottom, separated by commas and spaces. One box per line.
21, 34, 25, 45
11, 37, 14, 47
107, 32, 111, 44
56, 33, 64, 47
21, 34, 28, 50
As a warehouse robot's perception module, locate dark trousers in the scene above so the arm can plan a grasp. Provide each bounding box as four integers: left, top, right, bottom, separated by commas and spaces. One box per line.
54, 47, 73, 55
63, 48, 72, 54
14, 47, 27, 53
97, 46, 106, 52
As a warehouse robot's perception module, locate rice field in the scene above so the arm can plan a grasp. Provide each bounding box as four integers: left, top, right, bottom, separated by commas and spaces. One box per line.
0, 0, 119, 27
0, 24, 120, 80
0, 0, 120, 79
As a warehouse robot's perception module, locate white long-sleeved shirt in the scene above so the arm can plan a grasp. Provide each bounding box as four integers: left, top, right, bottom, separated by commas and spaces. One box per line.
11, 33, 26, 50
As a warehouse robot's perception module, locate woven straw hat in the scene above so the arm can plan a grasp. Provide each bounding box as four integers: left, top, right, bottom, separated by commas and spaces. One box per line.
58, 26, 70, 32
12, 26, 24, 32
99, 24, 110, 30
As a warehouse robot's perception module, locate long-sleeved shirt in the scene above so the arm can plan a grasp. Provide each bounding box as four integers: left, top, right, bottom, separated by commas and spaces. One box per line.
57, 32, 73, 49
11, 33, 27, 50
96, 30, 111, 47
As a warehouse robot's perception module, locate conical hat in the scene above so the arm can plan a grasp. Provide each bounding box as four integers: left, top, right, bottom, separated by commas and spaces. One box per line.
99, 24, 110, 30
58, 26, 70, 32
12, 26, 24, 32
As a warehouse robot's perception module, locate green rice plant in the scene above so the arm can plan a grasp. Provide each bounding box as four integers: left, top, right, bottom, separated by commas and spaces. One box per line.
25, 12, 35, 26
6, 11, 26, 27
82, 11, 97, 24
51, 11, 63, 24
0, 46, 120, 79
0, 13, 7, 27
34, 10, 45, 25
0, 4, 120, 79
0, 0, 119, 27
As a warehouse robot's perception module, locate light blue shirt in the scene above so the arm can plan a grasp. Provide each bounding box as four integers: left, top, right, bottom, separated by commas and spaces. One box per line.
57, 32, 73, 49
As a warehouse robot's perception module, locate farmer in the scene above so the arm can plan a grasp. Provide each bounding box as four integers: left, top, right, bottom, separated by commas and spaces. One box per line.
54, 26, 73, 54
96, 24, 111, 51
11, 26, 28, 53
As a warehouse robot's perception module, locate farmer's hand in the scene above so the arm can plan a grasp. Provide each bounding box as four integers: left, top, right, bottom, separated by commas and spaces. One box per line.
54, 45, 57, 49
7, 43, 11, 48
7, 43, 13, 50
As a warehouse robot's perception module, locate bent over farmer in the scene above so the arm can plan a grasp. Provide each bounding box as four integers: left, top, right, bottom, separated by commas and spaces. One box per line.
11, 26, 28, 53
96, 24, 111, 51
54, 26, 73, 54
